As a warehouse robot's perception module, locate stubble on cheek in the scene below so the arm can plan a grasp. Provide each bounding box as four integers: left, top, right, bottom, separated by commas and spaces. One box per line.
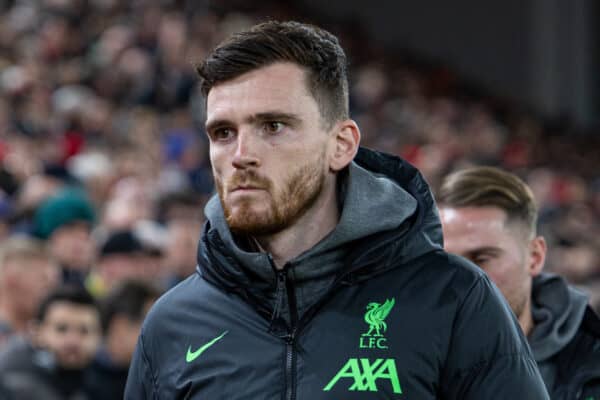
214, 153, 325, 236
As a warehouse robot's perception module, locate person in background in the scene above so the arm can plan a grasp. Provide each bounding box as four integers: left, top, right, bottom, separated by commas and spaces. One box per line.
126, 21, 548, 399
163, 218, 201, 288
157, 191, 206, 288
86, 229, 154, 297
0, 236, 59, 347
132, 220, 169, 286
85, 280, 160, 400
438, 166, 600, 400
0, 285, 101, 400
33, 188, 97, 287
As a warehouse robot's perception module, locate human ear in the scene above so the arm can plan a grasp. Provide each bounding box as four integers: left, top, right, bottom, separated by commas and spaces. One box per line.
329, 119, 361, 172
528, 236, 547, 277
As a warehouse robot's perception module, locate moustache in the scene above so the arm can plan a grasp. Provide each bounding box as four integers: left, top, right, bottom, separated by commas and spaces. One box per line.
227, 171, 271, 191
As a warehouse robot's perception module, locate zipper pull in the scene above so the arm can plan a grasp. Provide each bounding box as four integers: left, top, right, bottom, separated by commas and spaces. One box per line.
285, 328, 296, 344
268, 269, 289, 338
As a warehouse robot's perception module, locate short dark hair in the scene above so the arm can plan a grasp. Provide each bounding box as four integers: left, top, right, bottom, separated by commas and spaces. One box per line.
36, 285, 99, 323
197, 20, 349, 127
100, 280, 161, 334
439, 166, 538, 237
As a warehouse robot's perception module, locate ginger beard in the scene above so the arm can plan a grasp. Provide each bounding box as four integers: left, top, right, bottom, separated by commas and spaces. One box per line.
215, 151, 326, 236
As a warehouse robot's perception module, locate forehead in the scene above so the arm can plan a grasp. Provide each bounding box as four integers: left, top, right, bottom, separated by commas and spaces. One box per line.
206, 62, 316, 122
440, 206, 513, 249
44, 301, 99, 324
52, 223, 92, 241
440, 206, 508, 230
5, 255, 50, 267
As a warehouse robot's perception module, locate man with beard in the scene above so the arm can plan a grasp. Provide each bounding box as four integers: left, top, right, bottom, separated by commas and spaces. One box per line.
438, 166, 600, 400
125, 21, 549, 399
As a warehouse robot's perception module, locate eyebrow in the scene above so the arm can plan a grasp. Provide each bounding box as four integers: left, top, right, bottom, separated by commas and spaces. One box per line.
250, 112, 302, 125
465, 247, 502, 258
205, 112, 302, 133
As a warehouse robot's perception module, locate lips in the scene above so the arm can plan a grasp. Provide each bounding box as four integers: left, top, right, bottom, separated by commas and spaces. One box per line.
231, 185, 264, 192
226, 172, 270, 194
233, 185, 261, 190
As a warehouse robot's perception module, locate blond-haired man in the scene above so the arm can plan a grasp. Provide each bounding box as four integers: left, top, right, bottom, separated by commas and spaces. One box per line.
439, 166, 600, 400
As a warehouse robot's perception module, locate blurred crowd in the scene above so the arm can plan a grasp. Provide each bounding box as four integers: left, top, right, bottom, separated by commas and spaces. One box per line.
0, 0, 597, 398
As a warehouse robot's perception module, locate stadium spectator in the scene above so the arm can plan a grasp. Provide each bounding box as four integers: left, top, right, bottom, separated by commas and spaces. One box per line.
438, 166, 600, 399
100, 176, 154, 231
0, 236, 59, 347
33, 188, 96, 287
162, 217, 202, 288
86, 229, 158, 297
158, 191, 206, 288
0, 285, 101, 400
133, 220, 169, 284
85, 280, 160, 400
125, 21, 548, 399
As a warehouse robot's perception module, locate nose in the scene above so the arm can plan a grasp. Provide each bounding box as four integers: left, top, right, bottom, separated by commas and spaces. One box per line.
63, 328, 84, 348
232, 129, 261, 169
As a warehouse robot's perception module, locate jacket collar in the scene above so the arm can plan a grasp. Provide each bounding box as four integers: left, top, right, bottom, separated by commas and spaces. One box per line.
197, 147, 443, 319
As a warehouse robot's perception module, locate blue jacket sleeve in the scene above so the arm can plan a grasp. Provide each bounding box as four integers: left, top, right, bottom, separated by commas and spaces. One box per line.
441, 275, 550, 399
125, 331, 157, 400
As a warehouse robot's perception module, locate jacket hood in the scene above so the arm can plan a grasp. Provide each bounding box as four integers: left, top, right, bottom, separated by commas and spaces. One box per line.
197, 147, 443, 319
529, 273, 589, 361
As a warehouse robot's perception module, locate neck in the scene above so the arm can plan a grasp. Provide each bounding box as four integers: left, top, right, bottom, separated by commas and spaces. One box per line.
519, 298, 535, 337
254, 179, 340, 269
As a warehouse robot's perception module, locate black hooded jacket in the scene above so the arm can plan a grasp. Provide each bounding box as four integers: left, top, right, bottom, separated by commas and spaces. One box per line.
529, 274, 600, 399
125, 148, 549, 399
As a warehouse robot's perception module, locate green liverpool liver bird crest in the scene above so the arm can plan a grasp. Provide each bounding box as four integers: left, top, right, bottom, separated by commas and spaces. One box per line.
360, 298, 395, 349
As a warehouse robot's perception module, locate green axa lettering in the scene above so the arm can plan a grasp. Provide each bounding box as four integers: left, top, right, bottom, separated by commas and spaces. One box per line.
323, 358, 402, 394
